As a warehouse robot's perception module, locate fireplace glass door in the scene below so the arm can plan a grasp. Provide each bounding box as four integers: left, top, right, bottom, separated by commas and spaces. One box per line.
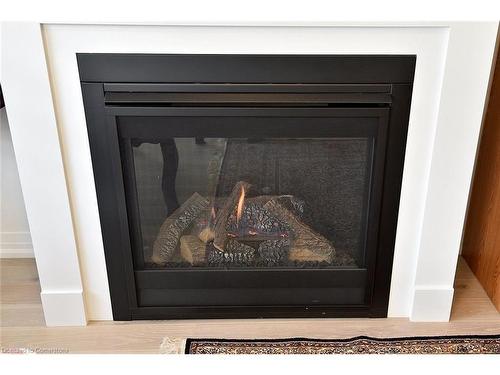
129, 137, 372, 270
109, 108, 389, 309
117, 110, 388, 276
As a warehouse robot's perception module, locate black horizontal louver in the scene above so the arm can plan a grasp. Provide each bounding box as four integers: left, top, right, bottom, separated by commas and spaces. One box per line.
104, 91, 392, 107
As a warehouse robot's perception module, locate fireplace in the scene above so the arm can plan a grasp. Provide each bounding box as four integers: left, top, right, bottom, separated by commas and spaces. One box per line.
78, 54, 414, 320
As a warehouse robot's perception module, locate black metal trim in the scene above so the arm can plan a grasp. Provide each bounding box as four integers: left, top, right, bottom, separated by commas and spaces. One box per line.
135, 268, 367, 289
115, 109, 383, 140
77, 54, 416, 84
106, 106, 388, 117
368, 84, 413, 315
131, 305, 373, 320
80, 83, 134, 320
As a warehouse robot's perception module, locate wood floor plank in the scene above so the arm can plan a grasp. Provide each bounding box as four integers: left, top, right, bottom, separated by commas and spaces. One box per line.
0, 304, 45, 327
0, 258, 39, 285
0, 283, 41, 304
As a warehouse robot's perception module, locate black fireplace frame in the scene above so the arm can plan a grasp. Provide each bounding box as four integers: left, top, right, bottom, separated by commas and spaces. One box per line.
78, 54, 414, 320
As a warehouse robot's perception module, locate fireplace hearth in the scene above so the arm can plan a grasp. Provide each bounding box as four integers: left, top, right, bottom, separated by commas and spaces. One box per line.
79, 54, 414, 320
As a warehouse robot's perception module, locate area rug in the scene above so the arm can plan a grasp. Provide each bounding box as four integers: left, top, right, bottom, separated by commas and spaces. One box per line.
184, 335, 500, 354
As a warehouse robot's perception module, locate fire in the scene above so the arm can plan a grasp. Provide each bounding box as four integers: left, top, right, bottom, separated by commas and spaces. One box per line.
236, 185, 246, 227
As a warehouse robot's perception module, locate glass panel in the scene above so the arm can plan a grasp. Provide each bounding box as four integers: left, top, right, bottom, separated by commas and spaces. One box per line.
131, 137, 373, 269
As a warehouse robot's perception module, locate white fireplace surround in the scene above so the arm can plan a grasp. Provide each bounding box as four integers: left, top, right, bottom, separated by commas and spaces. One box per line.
2, 22, 498, 326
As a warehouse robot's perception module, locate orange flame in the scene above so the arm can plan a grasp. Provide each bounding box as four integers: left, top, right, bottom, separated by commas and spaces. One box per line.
236, 185, 246, 227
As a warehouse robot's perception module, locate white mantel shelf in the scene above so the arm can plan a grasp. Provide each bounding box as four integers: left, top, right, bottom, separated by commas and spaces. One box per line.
2, 22, 498, 326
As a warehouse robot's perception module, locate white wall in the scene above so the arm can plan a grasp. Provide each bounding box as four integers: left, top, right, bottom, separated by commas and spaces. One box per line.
0, 107, 33, 258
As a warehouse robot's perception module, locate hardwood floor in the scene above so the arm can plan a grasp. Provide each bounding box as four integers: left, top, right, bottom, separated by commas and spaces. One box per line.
1, 258, 499, 353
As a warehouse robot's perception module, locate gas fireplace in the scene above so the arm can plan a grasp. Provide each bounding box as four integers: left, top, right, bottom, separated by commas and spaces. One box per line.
79, 54, 414, 320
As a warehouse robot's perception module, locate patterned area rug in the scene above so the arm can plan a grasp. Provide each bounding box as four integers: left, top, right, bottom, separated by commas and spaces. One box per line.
184, 335, 500, 354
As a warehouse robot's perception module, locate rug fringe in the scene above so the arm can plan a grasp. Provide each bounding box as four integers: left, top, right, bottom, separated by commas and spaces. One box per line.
160, 337, 186, 354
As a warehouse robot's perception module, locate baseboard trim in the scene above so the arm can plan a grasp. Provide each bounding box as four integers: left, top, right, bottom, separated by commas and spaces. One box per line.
0, 248, 34, 258
40, 290, 87, 326
0, 231, 34, 258
410, 286, 454, 322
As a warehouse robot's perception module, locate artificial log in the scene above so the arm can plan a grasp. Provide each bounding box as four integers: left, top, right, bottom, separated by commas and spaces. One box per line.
152, 192, 209, 264
258, 238, 291, 266
213, 181, 251, 251
207, 239, 256, 267
288, 247, 333, 263
198, 227, 215, 243
237, 195, 306, 219
192, 195, 294, 247
188, 204, 216, 243
274, 195, 306, 220
226, 202, 292, 240
180, 235, 206, 265
212, 194, 305, 221
263, 199, 335, 263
